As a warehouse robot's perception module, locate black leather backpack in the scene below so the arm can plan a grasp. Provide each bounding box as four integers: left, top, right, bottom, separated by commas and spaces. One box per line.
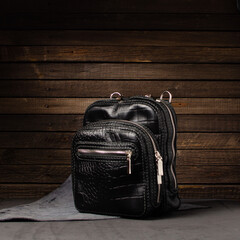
71, 91, 181, 218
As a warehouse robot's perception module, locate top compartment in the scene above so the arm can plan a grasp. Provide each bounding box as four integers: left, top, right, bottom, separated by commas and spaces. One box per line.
83, 99, 160, 135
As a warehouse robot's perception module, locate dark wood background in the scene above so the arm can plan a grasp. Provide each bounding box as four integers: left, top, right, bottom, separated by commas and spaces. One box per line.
0, 0, 239, 199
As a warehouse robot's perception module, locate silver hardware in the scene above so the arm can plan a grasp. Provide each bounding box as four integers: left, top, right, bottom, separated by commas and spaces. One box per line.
155, 151, 163, 178
112, 119, 163, 203
156, 91, 177, 188
159, 90, 172, 103
78, 149, 129, 155
156, 100, 177, 189
78, 148, 132, 175
155, 151, 163, 203
126, 150, 132, 174
110, 92, 122, 100
145, 94, 152, 98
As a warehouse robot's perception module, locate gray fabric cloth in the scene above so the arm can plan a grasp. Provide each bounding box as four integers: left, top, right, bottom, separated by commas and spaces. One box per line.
0, 175, 208, 221
0, 176, 116, 221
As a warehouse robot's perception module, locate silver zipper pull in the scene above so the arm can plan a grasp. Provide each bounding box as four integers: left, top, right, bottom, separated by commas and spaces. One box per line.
155, 151, 163, 184
126, 150, 132, 174
155, 151, 163, 178
155, 151, 163, 203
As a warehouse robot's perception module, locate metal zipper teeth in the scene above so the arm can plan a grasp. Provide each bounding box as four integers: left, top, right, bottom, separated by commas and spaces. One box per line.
112, 119, 163, 203
129, 96, 177, 189
78, 149, 129, 155
158, 100, 177, 189
78, 148, 132, 174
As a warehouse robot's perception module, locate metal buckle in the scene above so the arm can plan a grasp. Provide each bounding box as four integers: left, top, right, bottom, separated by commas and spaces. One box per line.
110, 92, 122, 100
159, 91, 172, 103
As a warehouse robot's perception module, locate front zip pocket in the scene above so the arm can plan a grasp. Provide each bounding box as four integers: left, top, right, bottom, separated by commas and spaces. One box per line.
72, 121, 162, 217
78, 148, 133, 174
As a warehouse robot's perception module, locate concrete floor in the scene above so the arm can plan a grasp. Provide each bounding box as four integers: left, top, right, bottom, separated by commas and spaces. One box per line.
0, 199, 239, 240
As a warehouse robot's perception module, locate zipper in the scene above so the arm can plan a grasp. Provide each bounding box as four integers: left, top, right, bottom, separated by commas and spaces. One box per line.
112, 119, 163, 203
157, 99, 177, 189
78, 148, 132, 174
129, 96, 177, 189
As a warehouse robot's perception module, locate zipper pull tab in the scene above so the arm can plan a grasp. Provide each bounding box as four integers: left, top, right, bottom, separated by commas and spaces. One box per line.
126, 150, 132, 174
155, 151, 163, 183
155, 151, 163, 203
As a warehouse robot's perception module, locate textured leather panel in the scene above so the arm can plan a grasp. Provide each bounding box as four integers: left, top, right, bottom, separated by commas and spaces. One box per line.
75, 160, 145, 216
84, 101, 159, 134
77, 126, 141, 149
72, 121, 158, 217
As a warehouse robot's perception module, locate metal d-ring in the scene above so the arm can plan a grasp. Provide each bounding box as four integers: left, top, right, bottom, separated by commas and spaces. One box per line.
110, 92, 122, 100
160, 90, 172, 103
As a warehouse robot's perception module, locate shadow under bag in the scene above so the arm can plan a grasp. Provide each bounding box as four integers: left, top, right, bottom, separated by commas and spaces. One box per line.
71, 91, 181, 218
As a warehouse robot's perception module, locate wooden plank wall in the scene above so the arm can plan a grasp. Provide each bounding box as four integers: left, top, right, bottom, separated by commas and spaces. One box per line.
0, 0, 240, 199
